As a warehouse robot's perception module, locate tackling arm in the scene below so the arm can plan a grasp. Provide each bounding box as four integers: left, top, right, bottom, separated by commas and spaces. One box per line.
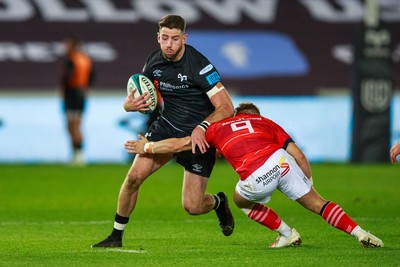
390, 142, 400, 164
286, 142, 312, 181
124, 134, 191, 154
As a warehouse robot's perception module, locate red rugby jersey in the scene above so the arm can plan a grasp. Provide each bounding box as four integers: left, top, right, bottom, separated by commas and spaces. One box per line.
206, 114, 293, 180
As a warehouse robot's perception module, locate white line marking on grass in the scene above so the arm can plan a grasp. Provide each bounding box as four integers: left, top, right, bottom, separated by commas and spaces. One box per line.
0, 220, 111, 226
94, 249, 147, 254
1, 217, 397, 227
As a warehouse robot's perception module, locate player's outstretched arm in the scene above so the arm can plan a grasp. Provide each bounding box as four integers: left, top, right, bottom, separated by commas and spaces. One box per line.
125, 135, 191, 154
390, 142, 400, 163
286, 142, 312, 179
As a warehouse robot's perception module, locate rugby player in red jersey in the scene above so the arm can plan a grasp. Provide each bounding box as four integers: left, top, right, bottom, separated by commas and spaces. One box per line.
125, 102, 384, 248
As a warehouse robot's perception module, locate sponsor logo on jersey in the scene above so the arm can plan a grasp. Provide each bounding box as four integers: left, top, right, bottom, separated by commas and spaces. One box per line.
153, 69, 162, 77
159, 81, 189, 92
177, 73, 187, 82
192, 164, 203, 173
199, 64, 214, 75
256, 164, 280, 186
279, 156, 290, 177
206, 71, 220, 85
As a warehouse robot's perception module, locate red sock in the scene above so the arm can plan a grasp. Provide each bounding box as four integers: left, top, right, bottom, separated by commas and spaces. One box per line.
248, 203, 282, 231
321, 202, 358, 234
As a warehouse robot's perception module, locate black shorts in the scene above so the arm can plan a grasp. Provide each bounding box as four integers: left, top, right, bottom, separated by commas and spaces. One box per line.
146, 117, 216, 177
63, 88, 86, 112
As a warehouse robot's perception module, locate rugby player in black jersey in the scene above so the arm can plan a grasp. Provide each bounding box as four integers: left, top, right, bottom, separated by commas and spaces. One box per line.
92, 15, 235, 248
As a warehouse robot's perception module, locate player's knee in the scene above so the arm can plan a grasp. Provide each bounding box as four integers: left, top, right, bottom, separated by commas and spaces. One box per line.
233, 198, 246, 210
123, 178, 142, 193
182, 203, 202, 215
124, 170, 147, 190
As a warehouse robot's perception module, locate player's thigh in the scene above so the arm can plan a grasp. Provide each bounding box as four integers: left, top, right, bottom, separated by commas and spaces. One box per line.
237, 150, 298, 204
182, 170, 209, 205
235, 167, 279, 204
127, 153, 172, 182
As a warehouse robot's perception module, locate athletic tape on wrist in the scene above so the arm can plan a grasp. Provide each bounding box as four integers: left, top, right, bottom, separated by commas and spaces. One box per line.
197, 120, 210, 131
144, 142, 155, 154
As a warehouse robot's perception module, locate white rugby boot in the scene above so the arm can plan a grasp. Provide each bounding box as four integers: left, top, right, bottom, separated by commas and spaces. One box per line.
72, 150, 85, 166
353, 228, 384, 248
269, 228, 302, 248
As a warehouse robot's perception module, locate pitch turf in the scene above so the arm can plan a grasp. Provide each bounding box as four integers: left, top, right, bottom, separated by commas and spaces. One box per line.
0, 162, 399, 266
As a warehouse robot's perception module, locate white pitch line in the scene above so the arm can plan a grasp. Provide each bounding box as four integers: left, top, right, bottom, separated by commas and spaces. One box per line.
0, 219, 215, 226
94, 248, 147, 254
0, 220, 111, 226
1, 217, 396, 227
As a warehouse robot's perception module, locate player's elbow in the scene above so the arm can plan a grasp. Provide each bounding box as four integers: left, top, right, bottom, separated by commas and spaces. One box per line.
216, 102, 234, 119
296, 153, 312, 178
296, 152, 307, 163
225, 102, 235, 117
227, 108, 234, 118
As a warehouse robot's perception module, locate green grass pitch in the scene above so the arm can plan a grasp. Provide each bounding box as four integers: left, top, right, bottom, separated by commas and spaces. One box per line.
0, 162, 399, 266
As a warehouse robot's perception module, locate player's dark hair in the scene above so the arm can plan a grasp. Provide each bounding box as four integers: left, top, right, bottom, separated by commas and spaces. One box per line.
158, 15, 186, 32
235, 102, 260, 115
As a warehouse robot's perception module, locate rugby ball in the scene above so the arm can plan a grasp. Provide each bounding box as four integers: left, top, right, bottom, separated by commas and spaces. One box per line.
127, 74, 158, 114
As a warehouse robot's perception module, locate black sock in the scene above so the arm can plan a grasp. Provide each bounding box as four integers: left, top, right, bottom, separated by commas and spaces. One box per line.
115, 213, 130, 224
110, 213, 129, 239
319, 201, 331, 215
73, 142, 83, 150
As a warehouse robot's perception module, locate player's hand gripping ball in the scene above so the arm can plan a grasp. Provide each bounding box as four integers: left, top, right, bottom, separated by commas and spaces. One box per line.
127, 74, 158, 114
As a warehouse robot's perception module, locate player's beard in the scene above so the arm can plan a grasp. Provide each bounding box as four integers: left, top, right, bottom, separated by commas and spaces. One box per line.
163, 44, 184, 62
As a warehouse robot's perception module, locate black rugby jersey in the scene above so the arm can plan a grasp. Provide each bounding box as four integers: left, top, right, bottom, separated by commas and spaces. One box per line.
142, 45, 221, 133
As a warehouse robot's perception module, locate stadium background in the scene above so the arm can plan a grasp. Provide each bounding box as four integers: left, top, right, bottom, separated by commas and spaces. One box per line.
0, 0, 399, 163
